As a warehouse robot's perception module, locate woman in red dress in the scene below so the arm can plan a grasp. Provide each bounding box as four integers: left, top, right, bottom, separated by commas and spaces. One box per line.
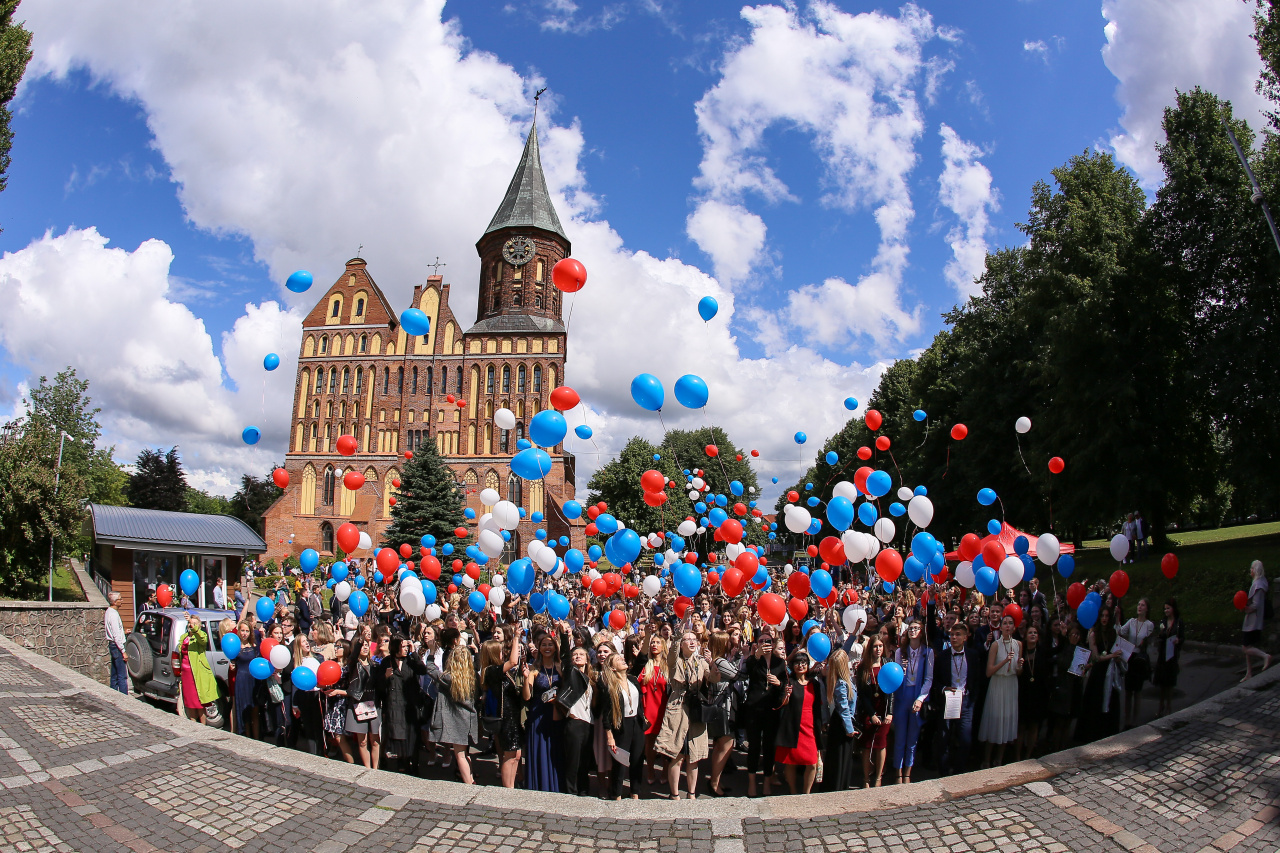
773, 652, 828, 794
637, 635, 669, 786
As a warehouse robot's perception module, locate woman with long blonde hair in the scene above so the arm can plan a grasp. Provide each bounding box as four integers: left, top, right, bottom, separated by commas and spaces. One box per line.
422, 627, 479, 784
822, 648, 857, 791
638, 634, 669, 786
600, 652, 647, 799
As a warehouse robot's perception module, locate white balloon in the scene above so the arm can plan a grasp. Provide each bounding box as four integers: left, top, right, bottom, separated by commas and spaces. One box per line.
488, 587, 507, 607
616, 520, 626, 530
896, 486, 914, 501
783, 564, 793, 577
692, 477, 705, 490
842, 605, 867, 634
589, 569, 602, 581
357, 532, 372, 551
401, 588, 426, 616
480, 488, 501, 507
955, 560, 975, 588
1036, 533, 1061, 565
648, 533, 663, 547
400, 576, 423, 596
832, 481, 859, 502
490, 573, 504, 587
1015, 416, 1032, 434
785, 506, 812, 534
477, 513, 503, 538
270, 645, 291, 670
726, 542, 744, 562
1109, 534, 1129, 562
688, 490, 700, 501
696, 526, 707, 535
748, 486, 756, 493
873, 518, 896, 543
301, 657, 321, 673
478, 529, 505, 559
334, 581, 352, 601
842, 530, 867, 563
535, 547, 559, 573
493, 500, 521, 530
678, 519, 697, 537
495, 407, 517, 431
907, 495, 934, 528
462, 575, 475, 588
642, 575, 661, 597
664, 549, 679, 566
999, 556, 1024, 589
864, 534, 881, 560
527, 539, 544, 559
423, 603, 441, 622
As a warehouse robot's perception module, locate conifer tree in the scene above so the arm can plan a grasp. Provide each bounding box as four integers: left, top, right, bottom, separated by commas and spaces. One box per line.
381, 439, 466, 554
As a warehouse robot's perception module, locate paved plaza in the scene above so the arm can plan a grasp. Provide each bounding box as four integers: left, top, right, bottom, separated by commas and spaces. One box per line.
0, 636, 1277, 853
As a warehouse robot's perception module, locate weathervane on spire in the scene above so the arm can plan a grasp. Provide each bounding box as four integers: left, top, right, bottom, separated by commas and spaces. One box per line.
533, 87, 547, 124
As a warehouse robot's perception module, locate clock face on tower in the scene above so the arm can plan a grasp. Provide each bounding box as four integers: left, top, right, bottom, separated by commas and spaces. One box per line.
501, 236, 535, 266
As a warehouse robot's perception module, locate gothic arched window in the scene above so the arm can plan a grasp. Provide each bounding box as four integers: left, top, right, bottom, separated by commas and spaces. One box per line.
329, 368, 338, 394
315, 369, 324, 394
533, 365, 542, 394
354, 368, 363, 395
319, 336, 328, 355
359, 334, 367, 353
355, 298, 365, 317
341, 367, 350, 394
411, 367, 418, 395
425, 367, 433, 394
502, 366, 510, 394
518, 365, 526, 393
320, 522, 334, 553
322, 467, 335, 506
397, 366, 404, 393
486, 366, 495, 394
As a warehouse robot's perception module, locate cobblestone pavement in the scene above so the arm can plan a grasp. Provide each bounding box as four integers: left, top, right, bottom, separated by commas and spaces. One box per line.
0, 639, 1276, 853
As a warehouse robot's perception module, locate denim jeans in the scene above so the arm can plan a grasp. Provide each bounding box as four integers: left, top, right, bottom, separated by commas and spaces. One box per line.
108, 644, 128, 694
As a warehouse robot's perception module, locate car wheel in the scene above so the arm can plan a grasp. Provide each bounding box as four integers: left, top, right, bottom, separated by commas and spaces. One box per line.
125, 635, 153, 681
203, 698, 227, 729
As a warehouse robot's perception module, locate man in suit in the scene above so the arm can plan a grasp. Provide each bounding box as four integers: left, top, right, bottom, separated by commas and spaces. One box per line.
932, 622, 986, 776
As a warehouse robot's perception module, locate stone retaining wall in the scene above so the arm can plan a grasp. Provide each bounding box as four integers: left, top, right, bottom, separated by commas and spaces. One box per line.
0, 560, 109, 685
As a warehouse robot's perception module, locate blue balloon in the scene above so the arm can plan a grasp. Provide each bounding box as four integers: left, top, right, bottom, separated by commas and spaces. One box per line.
654, 552, 666, 566
794, 431, 807, 444
588, 544, 603, 561
913, 409, 926, 421
825, 451, 838, 465
354, 575, 366, 590
1076, 597, 1100, 629
423, 579, 438, 604
547, 592, 571, 620
826, 496, 854, 531
866, 470, 892, 498
1013, 535, 1030, 555
529, 592, 546, 614
285, 270, 313, 293
715, 494, 728, 507
596, 513, 619, 534
914, 485, 928, 496
911, 532, 938, 563
242, 426, 261, 445
507, 559, 535, 595
709, 507, 728, 527
977, 488, 997, 506
858, 502, 879, 526
575, 424, 593, 440
877, 661, 904, 693
559, 536, 569, 547
535, 529, 547, 541
695, 501, 707, 514
291, 666, 317, 691
889, 502, 906, 517
255, 596, 275, 622
810, 569, 833, 598
348, 590, 369, 617
674, 374, 709, 409
468, 591, 487, 613
373, 571, 384, 584
220, 634, 241, 659
464, 508, 476, 519
807, 517, 822, 536
516, 438, 532, 450
532, 511, 545, 523
326, 579, 336, 589
730, 480, 744, 496
674, 564, 702, 598
883, 582, 895, 594
653, 454, 661, 461
179, 569, 199, 596
903, 556, 925, 583
250, 657, 274, 680
421, 534, 436, 547
1057, 554, 1075, 578
511, 447, 553, 480
802, 619, 819, 636
630, 373, 665, 411
300, 549, 319, 571
697, 295, 718, 322
442, 543, 454, 555
807, 632, 832, 663
263, 353, 280, 371
1019, 553, 1035, 582
844, 397, 859, 410
563, 500, 582, 519
752, 566, 769, 586
987, 519, 1002, 535
400, 308, 431, 337
806, 483, 814, 490
331, 561, 349, 581
609, 528, 643, 566
530, 410, 568, 447
975, 566, 999, 596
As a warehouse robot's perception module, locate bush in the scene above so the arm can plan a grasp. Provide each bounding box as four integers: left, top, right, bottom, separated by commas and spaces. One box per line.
265, 558, 279, 574
254, 575, 285, 591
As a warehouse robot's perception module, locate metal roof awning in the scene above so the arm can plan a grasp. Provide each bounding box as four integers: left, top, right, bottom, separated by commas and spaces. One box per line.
85, 504, 267, 557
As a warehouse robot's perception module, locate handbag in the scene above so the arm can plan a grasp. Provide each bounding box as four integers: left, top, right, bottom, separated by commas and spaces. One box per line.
267, 676, 284, 704
353, 699, 378, 721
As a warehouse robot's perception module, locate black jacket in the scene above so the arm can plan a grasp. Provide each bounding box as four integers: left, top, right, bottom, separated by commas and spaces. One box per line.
742, 653, 789, 709
775, 676, 829, 751
855, 671, 894, 726
930, 643, 987, 710
596, 673, 648, 734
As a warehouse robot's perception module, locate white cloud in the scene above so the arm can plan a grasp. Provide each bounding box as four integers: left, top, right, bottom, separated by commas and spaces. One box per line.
688, 1, 940, 341
937, 124, 997, 299
16, 0, 885, 501
684, 200, 768, 285
1023, 39, 1048, 60
1102, 0, 1267, 187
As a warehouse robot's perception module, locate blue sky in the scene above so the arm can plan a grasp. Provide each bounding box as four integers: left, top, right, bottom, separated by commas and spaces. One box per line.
0, 0, 1266, 495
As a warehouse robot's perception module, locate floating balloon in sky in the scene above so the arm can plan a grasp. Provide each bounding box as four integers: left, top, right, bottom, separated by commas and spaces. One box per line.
552, 258, 588, 292
674, 374, 709, 409
263, 353, 280, 371
913, 409, 926, 421
400, 308, 431, 337
242, 426, 261, 445
697, 296, 718, 322
285, 270, 313, 293
630, 373, 664, 411
1015, 416, 1032, 434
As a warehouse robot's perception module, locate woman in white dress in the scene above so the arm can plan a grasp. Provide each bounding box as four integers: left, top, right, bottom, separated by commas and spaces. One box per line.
1119, 598, 1155, 728
979, 614, 1022, 768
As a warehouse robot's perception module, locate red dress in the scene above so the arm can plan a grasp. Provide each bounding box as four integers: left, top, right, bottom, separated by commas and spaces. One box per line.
640, 670, 667, 736
775, 682, 818, 766
180, 638, 203, 711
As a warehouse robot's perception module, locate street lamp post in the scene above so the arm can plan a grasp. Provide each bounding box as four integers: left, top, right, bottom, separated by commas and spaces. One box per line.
1222, 119, 1280, 259
48, 430, 69, 602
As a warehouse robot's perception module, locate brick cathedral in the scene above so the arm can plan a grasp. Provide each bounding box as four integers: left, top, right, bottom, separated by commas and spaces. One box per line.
262, 122, 586, 562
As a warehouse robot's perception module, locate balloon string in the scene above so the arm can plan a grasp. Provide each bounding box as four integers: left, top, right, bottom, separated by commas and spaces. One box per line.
1016, 434, 1032, 478
564, 292, 577, 334
915, 418, 930, 450
888, 450, 904, 486
943, 445, 951, 478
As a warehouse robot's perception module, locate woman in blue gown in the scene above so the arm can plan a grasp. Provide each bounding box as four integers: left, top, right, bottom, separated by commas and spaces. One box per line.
522, 629, 564, 792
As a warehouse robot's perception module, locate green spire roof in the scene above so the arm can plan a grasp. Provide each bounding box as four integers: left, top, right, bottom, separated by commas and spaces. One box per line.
483, 123, 567, 242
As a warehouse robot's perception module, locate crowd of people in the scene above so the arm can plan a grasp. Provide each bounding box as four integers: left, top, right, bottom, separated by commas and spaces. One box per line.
129, 549, 1230, 800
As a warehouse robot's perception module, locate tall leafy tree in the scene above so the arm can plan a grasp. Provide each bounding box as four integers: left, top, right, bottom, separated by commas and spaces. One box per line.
0, 0, 31, 211
26, 368, 126, 507
0, 420, 84, 595
381, 439, 466, 553
586, 436, 692, 543
127, 447, 188, 511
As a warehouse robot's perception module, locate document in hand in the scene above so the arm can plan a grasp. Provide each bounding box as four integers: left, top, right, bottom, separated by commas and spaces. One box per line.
1068, 646, 1091, 677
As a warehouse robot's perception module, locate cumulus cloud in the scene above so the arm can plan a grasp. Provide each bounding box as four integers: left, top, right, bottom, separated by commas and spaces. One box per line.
687, 1, 939, 341
937, 124, 997, 299
1023, 39, 1048, 60
17, 0, 883, 498
1102, 0, 1267, 188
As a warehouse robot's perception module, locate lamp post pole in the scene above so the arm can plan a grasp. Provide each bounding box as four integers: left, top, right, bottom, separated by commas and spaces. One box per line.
48, 429, 68, 602
1222, 119, 1280, 259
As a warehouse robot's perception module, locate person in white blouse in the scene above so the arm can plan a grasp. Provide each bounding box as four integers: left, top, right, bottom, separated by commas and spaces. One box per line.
1242, 560, 1272, 682
1119, 598, 1155, 728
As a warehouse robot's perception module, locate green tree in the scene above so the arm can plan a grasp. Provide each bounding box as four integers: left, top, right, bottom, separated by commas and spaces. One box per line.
25, 369, 126, 507
0, 0, 31, 207
184, 486, 232, 516
586, 436, 692, 544
0, 420, 84, 596
127, 447, 188, 511
229, 470, 284, 535
382, 439, 466, 554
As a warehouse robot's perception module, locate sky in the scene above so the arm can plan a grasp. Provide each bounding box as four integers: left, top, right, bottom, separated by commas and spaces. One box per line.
0, 0, 1267, 500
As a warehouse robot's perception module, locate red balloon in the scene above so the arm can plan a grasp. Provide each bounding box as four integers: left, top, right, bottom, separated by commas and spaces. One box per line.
875, 549, 903, 583
641, 469, 665, 493
156, 583, 173, 607
604, 572, 622, 593
446, 394, 456, 403
981, 541, 1006, 573
609, 609, 627, 630
707, 571, 720, 586
1109, 570, 1130, 598
857, 446, 872, 460
597, 501, 608, 512
260, 638, 278, 658
478, 583, 491, 597
950, 424, 968, 441
585, 523, 600, 537
392, 479, 401, 488
1003, 603, 1024, 628
451, 559, 463, 571
388, 496, 397, 506
624, 584, 640, 598
343, 471, 365, 492
787, 490, 800, 503
818, 536, 846, 566
706, 444, 719, 457
419, 546, 428, 557
271, 468, 289, 489
735, 454, 743, 461
1234, 590, 1249, 610
674, 596, 693, 618
552, 257, 588, 293
854, 466, 873, 494
1048, 456, 1065, 474
399, 543, 413, 559
317, 660, 342, 688
586, 506, 601, 520
454, 526, 469, 539
959, 533, 982, 561
684, 552, 699, 564
336, 434, 357, 456
735, 551, 759, 575
643, 491, 668, 507
820, 590, 837, 608
734, 502, 747, 516
591, 578, 608, 597
421, 555, 442, 580
582, 575, 593, 589
1161, 553, 1179, 579
757, 592, 786, 625
788, 597, 809, 622
706, 552, 718, 564
750, 449, 760, 457
466, 563, 481, 580
376, 548, 399, 575
933, 566, 950, 584
787, 572, 811, 599
404, 561, 415, 573
875, 436, 891, 451
403, 451, 413, 460
1066, 582, 1086, 610
448, 583, 458, 594
806, 545, 818, 558
549, 386, 580, 412
722, 568, 746, 597
720, 519, 744, 544
865, 409, 883, 431
336, 522, 360, 554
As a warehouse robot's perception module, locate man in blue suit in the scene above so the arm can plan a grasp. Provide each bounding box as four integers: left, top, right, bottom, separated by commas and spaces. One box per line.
932, 622, 986, 776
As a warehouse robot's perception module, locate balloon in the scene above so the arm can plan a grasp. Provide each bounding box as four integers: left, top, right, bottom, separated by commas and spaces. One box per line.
1110, 570, 1130, 598
955, 561, 975, 589
826, 496, 854, 531
401, 587, 426, 616
317, 660, 342, 687
529, 410, 568, 447
220, 633, 241, 659
341, 470, 365, 493
334, 581, 352, 602
865, 470, 892, 498
1109, 534, 1130, 562
506, 559, 535, 595
865, 410, 883, 431
1048, 456, 1065, 474
1058, 554, 1075, 578
1234, 590, 1249, 610
511, 447, 553, 480
331, 561, 349, 581
787, 572, 811, 599
818, 536, 845, 567
1015, 416, 1031, 434
975, 566, 999, 596
179, 569, 199, 596
574, 424, 593, 439
875, 549, 903, 583
674, 564, 702, 598
980, 541, 1005, 573
375, 547, 399, 575
609, 529, 643, 566
844, 397, 859, 410
1036, 533, 1060, 565
335, 522, 360, 554
1003, 603, 1023, 628
255, 596, 275, 622
1067, 582, 1087, 610
336, 434, 357, 456
291, 666, 317, 691
673, 374, 709, 409
1013, 535, 1029, 556
547, 592, 571, 620
549, 386, 580, 411
285, 270, 313, 292
976, 488, 997, 506
629, 373, 664, 411
263, 352, 281, 372
249, 657, 274, 680
794, 432, 807, 445
552, 257, 588, 292
400, 308, 431, 337
495, 407, 517, 430
807, 632, 832, 663
1076, 597, 1100, 629
242, 426, 261, 445
271, 468, 289, 489
998, 556, 1024, 589
907, 495, 934, 528
784, 506, 812, 534
877, 661, 904, 693
810, 568, 834, 598
873, 518, 896, 543
950, 424, 968, 440
958, 533, 982, 561
358, 531, 372, 551
1161, 553, 1179, 579
300, 549, 319, 572
913, 409, 926, 422
468, 590, 487, 613
697, 296, 719, 322
842, 605, 867, 633
758, 592, 786, 626
270, 645, 291, 670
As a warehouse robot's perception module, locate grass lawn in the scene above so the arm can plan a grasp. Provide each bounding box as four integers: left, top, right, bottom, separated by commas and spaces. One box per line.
1, 562, 87, 603
1064, 529, 1280, 644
